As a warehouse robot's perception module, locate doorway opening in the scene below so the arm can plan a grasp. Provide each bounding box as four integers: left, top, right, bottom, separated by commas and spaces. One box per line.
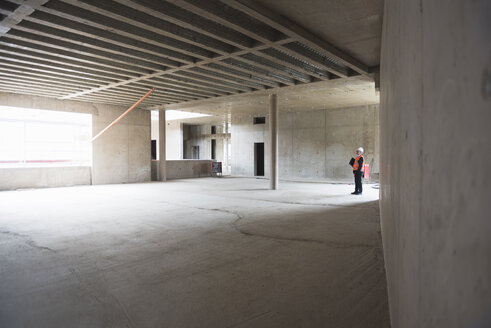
211, 139, 216, 160
151, 140, 157, 160
254, 142, 264, 176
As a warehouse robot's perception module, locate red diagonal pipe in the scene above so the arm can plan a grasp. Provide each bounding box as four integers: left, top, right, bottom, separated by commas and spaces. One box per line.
91, 87, 155, 142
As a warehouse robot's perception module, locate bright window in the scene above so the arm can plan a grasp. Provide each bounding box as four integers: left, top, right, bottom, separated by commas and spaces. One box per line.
0, 106, 92, 167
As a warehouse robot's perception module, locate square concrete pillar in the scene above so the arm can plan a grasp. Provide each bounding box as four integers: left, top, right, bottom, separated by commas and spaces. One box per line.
159, 109, 166, 181
269, 94, 278, 190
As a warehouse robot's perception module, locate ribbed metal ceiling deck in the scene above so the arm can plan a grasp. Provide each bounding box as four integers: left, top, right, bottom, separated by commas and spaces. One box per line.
0, 0, 371, 109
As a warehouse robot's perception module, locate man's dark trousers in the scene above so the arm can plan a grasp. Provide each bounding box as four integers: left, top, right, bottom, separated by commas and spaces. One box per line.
354, 171, 363, 194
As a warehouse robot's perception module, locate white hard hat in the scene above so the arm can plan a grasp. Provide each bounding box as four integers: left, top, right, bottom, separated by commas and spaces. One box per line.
356, 147, 364, 153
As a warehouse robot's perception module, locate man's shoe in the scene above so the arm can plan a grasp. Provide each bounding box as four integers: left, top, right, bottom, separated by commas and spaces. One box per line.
351, 191, 359, 195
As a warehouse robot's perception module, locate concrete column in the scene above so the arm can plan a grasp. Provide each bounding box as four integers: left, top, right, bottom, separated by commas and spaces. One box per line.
159, 109, 166, 181
224, 120, 229, 174
269, 94, 278, 190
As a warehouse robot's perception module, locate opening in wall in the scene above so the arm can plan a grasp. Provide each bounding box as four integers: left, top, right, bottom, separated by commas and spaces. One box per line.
211, 139, 216, 160
253, 117, 266, 124
151, 140, 157, 160
0, 106, 92, 167
254, 142, 264, 176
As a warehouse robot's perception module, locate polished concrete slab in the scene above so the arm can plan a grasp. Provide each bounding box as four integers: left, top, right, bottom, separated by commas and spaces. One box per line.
0, 178, 389, 327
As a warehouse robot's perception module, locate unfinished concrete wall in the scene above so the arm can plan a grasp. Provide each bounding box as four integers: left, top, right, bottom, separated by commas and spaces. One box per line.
0, 93, 150, 190
91, 104, 150, 185
151, 118, 183, 160
232, 105, 379, 181
231, 115, 270, 177
151, 160, 213, 180
380, 1, 491, 327
166, 159, 213, 179
0, 166, 91, 190
183, 124, 226, 162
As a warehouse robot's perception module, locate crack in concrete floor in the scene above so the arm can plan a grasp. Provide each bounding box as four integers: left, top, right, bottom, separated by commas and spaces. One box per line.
0, 229, 57, 253
150, 200, 377, 249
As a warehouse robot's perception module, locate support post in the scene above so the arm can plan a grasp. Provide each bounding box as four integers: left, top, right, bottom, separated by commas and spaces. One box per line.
269, 94, 278, 190
159, 109, 166, 181
224, 120, 229, 175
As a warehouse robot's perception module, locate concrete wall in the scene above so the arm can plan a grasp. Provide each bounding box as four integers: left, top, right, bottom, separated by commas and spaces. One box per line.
231, 114, 270, 177
91, 104, 150, 185
0, 92, 151, 190
232, 105, 379, 181
151, 160, 213, 180
183, 124, 227, 162
166, 160, 213, 179
151, 118, 183, 160
0, 166, 91, 190
380, 1, 491, 327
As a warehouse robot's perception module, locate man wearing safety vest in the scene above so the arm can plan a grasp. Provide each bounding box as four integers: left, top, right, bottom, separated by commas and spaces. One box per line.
351, 147, 365, 195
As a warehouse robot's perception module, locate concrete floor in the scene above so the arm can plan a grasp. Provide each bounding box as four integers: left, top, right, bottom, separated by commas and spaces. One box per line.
0, 178, 389, 328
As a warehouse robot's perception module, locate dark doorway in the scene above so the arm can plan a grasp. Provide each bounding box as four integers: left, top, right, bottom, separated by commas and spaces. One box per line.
211, 139, 216, 160
254, 142, 264, 176
151, 140, 157, 160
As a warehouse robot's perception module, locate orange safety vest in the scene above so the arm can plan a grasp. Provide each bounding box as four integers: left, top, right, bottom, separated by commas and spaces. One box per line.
353, 155, 365, 172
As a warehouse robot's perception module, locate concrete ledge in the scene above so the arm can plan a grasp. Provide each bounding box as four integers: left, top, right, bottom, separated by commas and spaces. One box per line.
168, 160, 212, 180
152, 160, 213, 180
0, 166, 91, 191
152, 159, 213, 181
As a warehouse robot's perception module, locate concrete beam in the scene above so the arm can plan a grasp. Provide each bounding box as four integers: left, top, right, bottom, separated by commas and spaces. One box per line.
257, 48, 331, 80
12, 21, 186, 67
0, 51, 133, 81
171, 71, 253, 93
0, 0, 370, 108
0, 43, 141, 78
203, 62, 281, 88
0, 0, 48, 36
238, 53, 312, 83
60, 0, 234, 54
167, 0, 327, 82
36, 1, 216, 59
281, 42, 349, 78
219, 58, 296, 86
0, 37, 154, 74
188, 66, 267, 90
148, 77, 229, 96
9, 1, 317, 100
6, 30, 168, 70
0, 70, 99, 88
0, 60, 118, 84
0, 65, 101, 87
114, 0, 256, 49
127, 81, 217, 99
0, 77, 83, 93
59, 42, 286, 100
221, 0, 369, 75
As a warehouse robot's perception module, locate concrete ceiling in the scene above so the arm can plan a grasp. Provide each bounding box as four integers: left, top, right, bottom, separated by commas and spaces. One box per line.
256, 0, 383, 67
0, 0, 382, 111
